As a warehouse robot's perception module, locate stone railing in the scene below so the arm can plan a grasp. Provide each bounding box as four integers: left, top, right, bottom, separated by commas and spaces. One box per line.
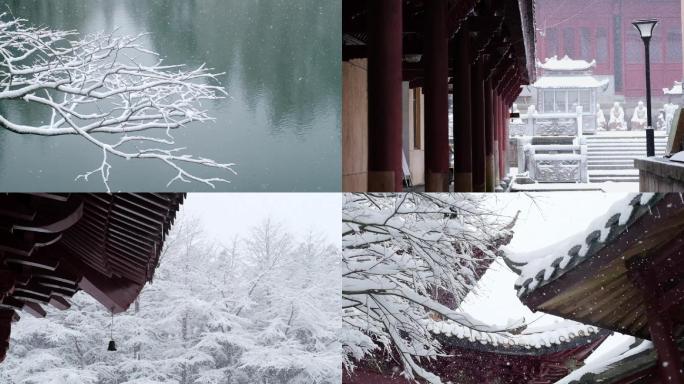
510, 106, 585, 137
520, 142, 588, 183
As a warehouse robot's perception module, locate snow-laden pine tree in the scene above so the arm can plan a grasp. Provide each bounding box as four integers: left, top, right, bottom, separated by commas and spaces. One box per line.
0, 217, 340, 384
342, 193, 517, 384
0, 14, 235, 191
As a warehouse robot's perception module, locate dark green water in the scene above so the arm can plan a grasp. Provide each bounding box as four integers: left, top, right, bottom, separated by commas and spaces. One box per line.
0, 0, 340, 192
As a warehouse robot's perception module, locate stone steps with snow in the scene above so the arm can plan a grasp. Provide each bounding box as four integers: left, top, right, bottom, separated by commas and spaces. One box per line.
588, 164, 638, 171
587, 143, 667, 149
586, 132, 668, 183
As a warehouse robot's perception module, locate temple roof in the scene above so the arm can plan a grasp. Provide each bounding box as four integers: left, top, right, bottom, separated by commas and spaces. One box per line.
536, 55, 596, 72
505, 193, 659, 298
504, 193, 684, 341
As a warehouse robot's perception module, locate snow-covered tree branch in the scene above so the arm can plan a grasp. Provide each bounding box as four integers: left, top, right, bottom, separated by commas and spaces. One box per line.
0, 14, 236, 191
342, 193, 517, 384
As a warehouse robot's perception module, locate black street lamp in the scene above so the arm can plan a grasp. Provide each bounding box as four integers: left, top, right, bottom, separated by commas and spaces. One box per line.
632, 19, 659, 157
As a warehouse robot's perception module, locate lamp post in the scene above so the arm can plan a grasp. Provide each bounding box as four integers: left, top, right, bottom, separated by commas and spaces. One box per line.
632, 19, 659, 157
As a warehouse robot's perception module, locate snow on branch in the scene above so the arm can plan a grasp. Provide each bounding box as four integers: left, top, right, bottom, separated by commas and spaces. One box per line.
0, 14, 236, 191
342, 193, 517, 384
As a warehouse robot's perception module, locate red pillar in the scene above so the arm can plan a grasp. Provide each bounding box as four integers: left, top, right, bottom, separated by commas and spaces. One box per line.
498, 94, 506, 177
423, 0, 449, 192
367, 0, 403, 192
452, 28, 473, 192
471, 58, 486, 192
484, 77, 495, 192
493, 93, 501, 183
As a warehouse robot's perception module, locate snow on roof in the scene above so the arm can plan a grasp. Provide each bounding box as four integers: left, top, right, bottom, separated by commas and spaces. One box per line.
532, 75, 609, 89
427, 318, 602, 351
505, 193, 659, 298
556, 336, 653, 384
536, 55, 596, 71
664, 81, 682, 95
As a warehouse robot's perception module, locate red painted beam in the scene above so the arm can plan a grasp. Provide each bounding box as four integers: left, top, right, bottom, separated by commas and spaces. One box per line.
367, 0, 403, 191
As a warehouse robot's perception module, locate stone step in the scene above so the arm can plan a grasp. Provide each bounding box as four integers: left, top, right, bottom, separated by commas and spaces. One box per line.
584, 133, 667, 183
586, 136, 668, 140
586, 142, 667, 146
587, 159, 635, 165
586, 140, 668, 144
588, 164, 638, 171
589, 168, 639, 175
587, 148, 665, 153
589, 176, 639, 183
587, 133, 668, 136
587, 154, 666, 159
587, 152, 651, 157
588, 150, 665, 154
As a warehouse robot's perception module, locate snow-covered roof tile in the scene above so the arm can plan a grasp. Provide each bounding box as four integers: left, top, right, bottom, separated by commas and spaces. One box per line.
532, 75, 609, 89
505, 193, 660, 298
536, 55, 596, 71
428, 318, 604, 352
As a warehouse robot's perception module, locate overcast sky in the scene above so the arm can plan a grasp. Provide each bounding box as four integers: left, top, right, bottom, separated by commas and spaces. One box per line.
178, 193, 341, 246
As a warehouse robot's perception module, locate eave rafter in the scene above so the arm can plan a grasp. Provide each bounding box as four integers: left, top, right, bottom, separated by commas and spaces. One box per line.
0, 193, 184, 363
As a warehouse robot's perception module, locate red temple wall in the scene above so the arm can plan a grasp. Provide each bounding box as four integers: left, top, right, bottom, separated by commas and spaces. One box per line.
535, 0, 682, 98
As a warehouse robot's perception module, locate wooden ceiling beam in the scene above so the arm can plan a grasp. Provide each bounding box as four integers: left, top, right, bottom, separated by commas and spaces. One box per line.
4, 255, 60, 271
11, 198, 83, 234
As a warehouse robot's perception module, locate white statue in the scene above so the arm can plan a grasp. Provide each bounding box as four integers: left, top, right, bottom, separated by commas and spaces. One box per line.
630, 101, 648, 130
527, 104, 537, 116
656, 109, 667, 131
511, 103, 523, 124
596, 103, 606, 131
663, 102, 680, 133
608, 102, 626, 131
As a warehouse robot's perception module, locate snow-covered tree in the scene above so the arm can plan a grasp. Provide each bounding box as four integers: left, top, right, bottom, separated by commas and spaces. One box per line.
0, 14, 235, 191
342, 193, 517, 384
0, 217, 340, 384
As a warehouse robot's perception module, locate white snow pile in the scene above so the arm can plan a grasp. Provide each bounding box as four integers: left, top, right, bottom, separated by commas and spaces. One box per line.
556, 336, 653, 384
664, 81, 683, 95
505, 193, 657, 296
427, 318, 601, 350
536, 55, 596, 71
